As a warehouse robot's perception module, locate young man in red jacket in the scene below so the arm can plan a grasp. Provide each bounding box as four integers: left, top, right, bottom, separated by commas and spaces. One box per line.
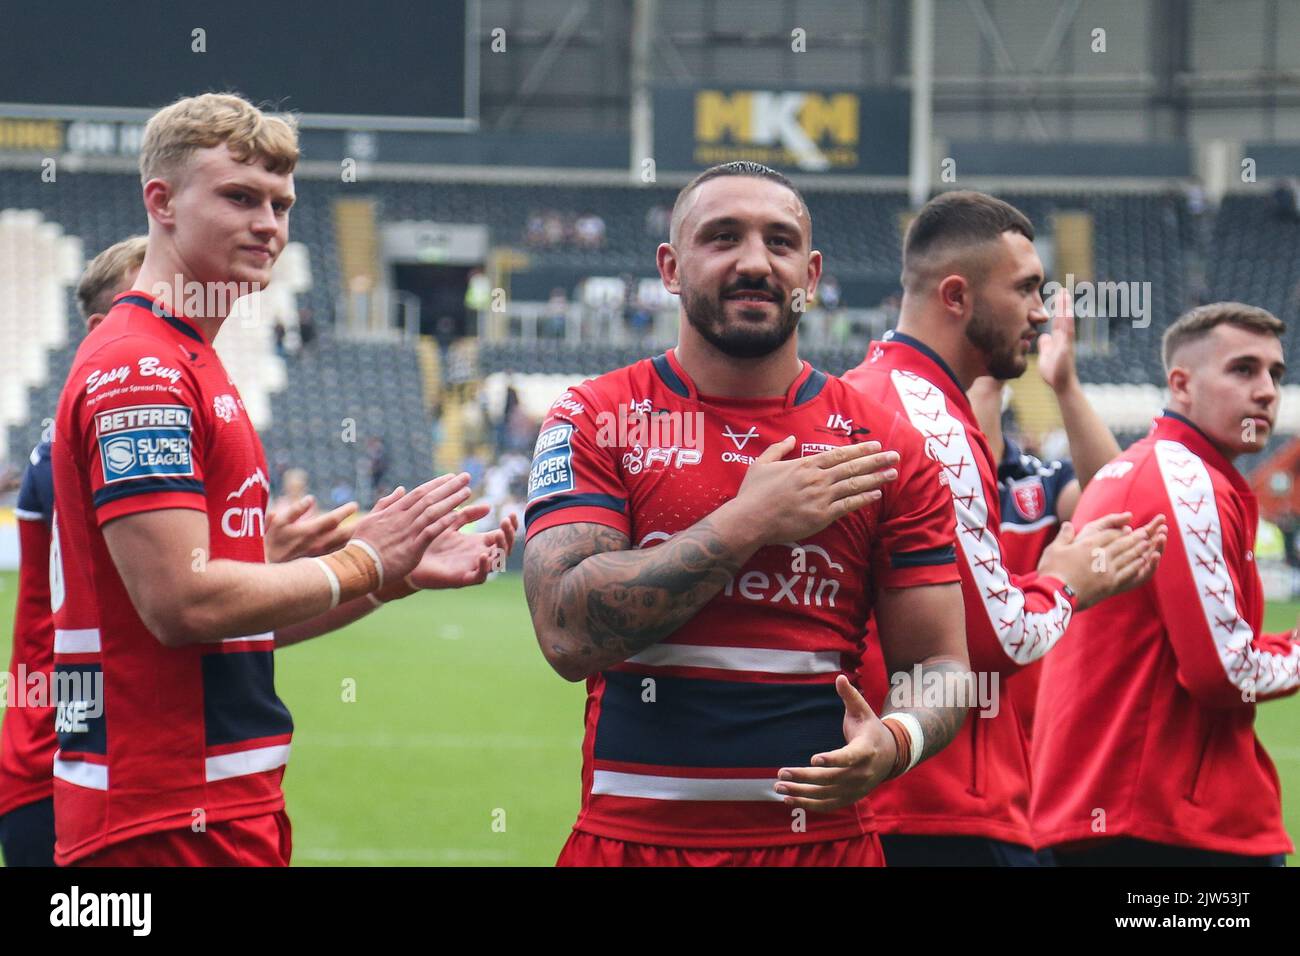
841, 190, 1166, 866
1032, 302, 1300, 865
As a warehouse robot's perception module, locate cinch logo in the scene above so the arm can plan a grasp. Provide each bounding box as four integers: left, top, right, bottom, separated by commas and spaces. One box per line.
694, 90, 859, 171
221, 468, 270, 538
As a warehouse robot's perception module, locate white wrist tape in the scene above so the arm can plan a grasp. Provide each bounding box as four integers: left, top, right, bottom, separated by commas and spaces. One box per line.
882, 713, 924, 773
313, 557, 341, 609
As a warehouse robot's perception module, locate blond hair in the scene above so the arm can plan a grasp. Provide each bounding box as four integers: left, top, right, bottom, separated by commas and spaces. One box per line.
139, 92, 299, 187
76, 235, 148, 319
1161, 302, 1285, 372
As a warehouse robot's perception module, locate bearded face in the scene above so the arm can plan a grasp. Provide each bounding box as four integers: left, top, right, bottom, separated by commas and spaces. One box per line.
965, 296, 1030, 380
681, 275, 801, 359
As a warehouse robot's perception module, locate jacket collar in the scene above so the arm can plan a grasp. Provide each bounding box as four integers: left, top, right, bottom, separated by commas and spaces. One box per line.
1153, 410, 1248, 494
870, 331, 973, 419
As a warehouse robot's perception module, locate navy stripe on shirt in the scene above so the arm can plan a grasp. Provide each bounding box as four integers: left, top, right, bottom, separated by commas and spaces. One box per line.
202, 651, 294, 747
53, 664, 107, 757
890, 544, 957, 568
525, 492, 627, 531
92, 477, 205, 509
593, 670, 844, 768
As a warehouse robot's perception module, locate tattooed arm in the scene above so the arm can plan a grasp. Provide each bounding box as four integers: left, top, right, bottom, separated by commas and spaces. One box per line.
524, 437, 902, 681
524, 510, 762, 681
774, 582, 968, 812
873, 581, 970, 764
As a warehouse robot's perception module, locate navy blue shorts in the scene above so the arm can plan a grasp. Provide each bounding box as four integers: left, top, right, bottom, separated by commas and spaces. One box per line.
1053, 837, 1284, 867
0, 797, 55, 867
880, 833, 1050, 866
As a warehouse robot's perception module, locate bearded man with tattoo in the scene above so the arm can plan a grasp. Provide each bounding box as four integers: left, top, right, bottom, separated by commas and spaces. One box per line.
523, 162, 971, 866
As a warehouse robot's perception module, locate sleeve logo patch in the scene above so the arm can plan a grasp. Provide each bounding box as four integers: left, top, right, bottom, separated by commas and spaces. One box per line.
528, 423, 575, 501
95, 404, 194, 484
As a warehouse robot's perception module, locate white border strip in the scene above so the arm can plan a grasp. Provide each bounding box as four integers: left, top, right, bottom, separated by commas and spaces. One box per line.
53, 755, 108, 791
205, 744, 291, 783
626, 644, 841, 674
591, 771, 781, 802
220, 631, 275, 644
53, 628, 101, 654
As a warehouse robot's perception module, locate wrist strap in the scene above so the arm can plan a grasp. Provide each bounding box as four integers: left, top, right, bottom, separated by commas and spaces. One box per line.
881, 713, 924, 778
368, 575, 419, 607
347, 538, 385, 590
313, 557, 341, 609
316, 542, 383, 606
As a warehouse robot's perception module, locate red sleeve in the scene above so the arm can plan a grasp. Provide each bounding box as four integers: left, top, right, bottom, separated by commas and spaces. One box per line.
884, 370, 1077, 677
74, 339, 207, 526
524, 383, 630, 542
1149, 446, 1300, 708
872, 413, 961, 589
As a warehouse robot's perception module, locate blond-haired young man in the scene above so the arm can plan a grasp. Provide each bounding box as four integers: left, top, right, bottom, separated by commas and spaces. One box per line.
50, 93, 513, 866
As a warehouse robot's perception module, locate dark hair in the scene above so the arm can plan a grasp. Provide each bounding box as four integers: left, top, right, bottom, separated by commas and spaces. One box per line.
901, 191, 1034, 291
1162, 302, 1285, 372
669, 162, 809, 245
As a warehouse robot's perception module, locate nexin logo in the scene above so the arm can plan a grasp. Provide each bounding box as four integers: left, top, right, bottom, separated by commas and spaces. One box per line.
694, 90, 859, 171
721, 543, 845, 608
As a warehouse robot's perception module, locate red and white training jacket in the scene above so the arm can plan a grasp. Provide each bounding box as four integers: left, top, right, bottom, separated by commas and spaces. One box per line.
1032, 411, 1300, 856
842, 332, 1078, 846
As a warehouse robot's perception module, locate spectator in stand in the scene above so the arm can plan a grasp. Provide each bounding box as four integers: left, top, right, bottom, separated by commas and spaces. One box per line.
645, 202, 671, 240
272, 467, 311, 513
542, 210, 566, 247
818, 273, 842, 313
329, 479, 354, 510
496, 380, 520, 456
273, 319, 287, 359
546, 287, 569, 338
1274, 179, 1300, 223
366, 436, 389, 503
460, 450, 486, 490
298, 306, 316, 349
525, 210, 547, 247
575, 212, 606, 249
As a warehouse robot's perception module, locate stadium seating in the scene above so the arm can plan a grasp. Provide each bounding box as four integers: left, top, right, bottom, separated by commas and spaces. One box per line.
5, 171, 1300, 485
0, 209, 82, 462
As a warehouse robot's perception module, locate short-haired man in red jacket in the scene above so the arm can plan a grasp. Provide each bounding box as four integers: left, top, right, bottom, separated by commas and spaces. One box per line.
1032, 301, 1300, 865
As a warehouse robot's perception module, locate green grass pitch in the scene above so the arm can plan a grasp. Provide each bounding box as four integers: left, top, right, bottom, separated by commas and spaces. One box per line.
0, 571, 1296, 865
